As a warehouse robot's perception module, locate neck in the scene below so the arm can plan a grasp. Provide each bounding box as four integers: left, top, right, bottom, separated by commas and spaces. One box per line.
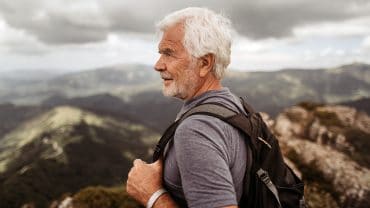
184, 75, 222, 101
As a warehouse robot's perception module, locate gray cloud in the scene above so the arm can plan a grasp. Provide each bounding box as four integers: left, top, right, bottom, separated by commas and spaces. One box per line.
229, 1, 370, 39
98, 0, 370, 39
0, 1, 110, 44
0, 0, 369, 45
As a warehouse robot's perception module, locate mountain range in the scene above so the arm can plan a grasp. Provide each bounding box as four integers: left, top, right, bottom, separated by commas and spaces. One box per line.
0, 62, 369, 207
2, 101, 368, 208
1, 63, 370, 117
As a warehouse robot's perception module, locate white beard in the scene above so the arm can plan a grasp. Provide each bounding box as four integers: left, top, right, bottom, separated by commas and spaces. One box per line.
162, 62, 199, 99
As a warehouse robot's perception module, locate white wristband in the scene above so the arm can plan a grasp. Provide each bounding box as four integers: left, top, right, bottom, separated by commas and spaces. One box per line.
146, 188, 167, 208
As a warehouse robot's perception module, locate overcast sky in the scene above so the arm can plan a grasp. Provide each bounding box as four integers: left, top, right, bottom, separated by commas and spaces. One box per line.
0, 0, 369, 72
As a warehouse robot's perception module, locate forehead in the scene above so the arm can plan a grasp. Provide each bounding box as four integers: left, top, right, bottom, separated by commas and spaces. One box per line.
158, 23, 185, 50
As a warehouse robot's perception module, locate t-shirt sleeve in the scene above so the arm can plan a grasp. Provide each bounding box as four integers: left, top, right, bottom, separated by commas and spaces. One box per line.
174, 115, 238, 208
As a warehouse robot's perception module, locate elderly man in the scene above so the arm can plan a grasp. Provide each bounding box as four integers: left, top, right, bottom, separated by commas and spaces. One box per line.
127, 7, 248, 208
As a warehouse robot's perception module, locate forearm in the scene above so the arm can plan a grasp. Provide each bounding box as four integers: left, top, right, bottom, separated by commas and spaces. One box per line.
153, 193, 179, 208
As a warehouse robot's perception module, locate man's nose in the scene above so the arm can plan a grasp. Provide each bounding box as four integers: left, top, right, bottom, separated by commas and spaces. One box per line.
154, 57, 165, 72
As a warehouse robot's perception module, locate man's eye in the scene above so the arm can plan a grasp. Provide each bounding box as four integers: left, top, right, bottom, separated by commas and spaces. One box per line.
159, 50, 173, 57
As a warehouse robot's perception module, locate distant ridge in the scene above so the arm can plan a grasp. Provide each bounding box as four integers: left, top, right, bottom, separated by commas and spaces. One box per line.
340, 97, 370, 115
0, 63, 369, 117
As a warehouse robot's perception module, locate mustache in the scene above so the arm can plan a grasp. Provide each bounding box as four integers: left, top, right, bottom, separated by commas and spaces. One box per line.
160, 72, 173, 79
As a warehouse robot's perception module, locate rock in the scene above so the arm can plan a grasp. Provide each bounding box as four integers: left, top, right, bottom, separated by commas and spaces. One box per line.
275, 107, 308, 138
58, 197, 73, 208
274, 104, 370, 207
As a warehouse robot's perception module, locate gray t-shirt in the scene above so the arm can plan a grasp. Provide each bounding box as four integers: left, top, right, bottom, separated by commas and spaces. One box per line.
163, 88, 250, 208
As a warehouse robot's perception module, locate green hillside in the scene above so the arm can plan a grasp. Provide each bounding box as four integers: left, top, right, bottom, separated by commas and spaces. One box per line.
0, 106, 159, 207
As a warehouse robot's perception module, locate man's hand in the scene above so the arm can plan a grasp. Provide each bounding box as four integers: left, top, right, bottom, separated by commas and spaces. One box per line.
126, 159, 163, 206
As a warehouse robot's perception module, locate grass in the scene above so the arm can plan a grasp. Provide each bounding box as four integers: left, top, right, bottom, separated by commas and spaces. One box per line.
73, 186, 142, 208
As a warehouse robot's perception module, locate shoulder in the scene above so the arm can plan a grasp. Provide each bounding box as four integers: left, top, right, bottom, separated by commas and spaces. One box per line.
175, 114, 230, 138
174, 114, 236, 156
173, 114, 234, 166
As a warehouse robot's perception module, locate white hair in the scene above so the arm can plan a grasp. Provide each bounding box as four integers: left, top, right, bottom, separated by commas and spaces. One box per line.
156, 7, 233, 79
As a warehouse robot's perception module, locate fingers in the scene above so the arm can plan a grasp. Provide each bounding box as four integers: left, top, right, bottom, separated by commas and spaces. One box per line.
133, 159, 146, 167
126, 158, 164, 203
130, 158, 163, 175
128, 159, 144, 181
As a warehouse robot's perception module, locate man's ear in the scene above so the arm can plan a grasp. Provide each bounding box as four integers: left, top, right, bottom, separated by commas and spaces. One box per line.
199, 53, 215, 78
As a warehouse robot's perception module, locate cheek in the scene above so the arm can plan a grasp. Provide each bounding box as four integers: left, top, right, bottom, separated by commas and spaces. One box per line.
168, 61, 186, 78
166, 55, 194, 79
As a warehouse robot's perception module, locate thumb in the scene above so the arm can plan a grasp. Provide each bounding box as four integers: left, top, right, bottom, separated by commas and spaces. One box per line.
133, 158, 146, 167
151, 158, 163, 170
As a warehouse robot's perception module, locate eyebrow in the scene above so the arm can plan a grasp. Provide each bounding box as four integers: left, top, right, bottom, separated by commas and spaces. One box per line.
159, 48, 174, 54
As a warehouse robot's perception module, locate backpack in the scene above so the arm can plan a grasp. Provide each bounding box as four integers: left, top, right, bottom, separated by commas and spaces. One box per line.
152, 97, 306, 208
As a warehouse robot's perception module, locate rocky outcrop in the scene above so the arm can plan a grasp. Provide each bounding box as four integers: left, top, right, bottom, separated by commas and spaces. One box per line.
273, 104, 370, 207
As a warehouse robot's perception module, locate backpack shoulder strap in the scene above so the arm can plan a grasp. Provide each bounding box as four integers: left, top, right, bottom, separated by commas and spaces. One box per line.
153, 102, 237, 162
240, 97, 256, 114
179, 102, 238, 121
152, 102, 257, 162
152, 120, 181, 162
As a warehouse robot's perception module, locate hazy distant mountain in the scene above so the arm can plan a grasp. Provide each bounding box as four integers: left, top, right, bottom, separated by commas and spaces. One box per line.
1, 63, 369, 116
0, 69, 68, 85
0, 106, 159, 207
223, 63, 370, 115
49, 64, 159, 97
0, 64, 159, 104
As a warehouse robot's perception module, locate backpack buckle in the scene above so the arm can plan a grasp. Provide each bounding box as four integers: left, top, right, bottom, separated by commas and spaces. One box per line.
257, 168, 282, 207
257, 169, 273, 186
299, 197, 307, 208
